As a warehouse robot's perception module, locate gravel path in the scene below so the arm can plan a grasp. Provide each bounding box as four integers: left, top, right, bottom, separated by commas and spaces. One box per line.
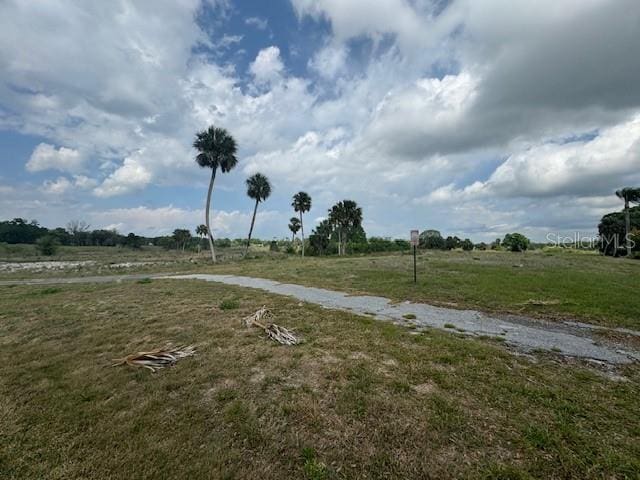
3, 273, 638, 364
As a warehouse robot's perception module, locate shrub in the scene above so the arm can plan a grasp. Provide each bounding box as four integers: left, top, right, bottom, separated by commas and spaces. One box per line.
502, 233, 530, 252
35, 235, 59, 256
461, 238, 474, 251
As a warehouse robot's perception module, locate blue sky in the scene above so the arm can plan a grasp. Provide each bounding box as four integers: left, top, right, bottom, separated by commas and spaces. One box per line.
1, 0, 639, 241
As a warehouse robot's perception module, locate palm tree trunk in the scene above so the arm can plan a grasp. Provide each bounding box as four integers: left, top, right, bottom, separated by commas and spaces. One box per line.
299, 211, 305, 257
625, 199, 632, 257
205, 167, 217, 263
245, 200, 259, 256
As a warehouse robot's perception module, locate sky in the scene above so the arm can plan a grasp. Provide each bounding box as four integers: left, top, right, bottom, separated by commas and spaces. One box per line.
1, 0, 639, 242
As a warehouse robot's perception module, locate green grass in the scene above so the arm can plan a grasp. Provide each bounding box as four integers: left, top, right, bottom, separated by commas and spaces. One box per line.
219, 298, 240, 310
3, 247, 639, 329
209, 250, 640, 329
1, 280, 639, 478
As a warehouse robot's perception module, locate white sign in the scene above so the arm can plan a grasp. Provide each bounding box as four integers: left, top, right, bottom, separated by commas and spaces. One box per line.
410, 230, 419, 246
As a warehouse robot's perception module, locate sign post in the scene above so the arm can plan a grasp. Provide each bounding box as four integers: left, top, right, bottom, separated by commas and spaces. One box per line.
410, 230, 419, 284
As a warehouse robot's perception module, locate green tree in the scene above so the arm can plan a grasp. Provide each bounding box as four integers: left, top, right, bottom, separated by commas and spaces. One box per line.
328, 200, 363, 256
461, 238, 474, 251
195, 224, 207, 252
445, 236, 462, 250
245, 173, 272, 255
598, 206, 640, 256
292, 191, 312, 257
194, 126, 238, 263
502, 233, 530, 252
35, 235, 59, 256
308, 219, 333, 255
288, 217, 301, 244
419, 229, 445, 249
615, 187, 640, 257
173, 229, 191, 252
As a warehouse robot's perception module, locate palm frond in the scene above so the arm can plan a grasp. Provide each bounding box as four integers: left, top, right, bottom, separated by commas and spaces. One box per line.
113, 345, 196, 372
243, 306, 300, 345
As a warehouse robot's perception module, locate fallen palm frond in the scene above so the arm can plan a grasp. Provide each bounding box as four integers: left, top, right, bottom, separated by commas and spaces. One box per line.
112, 345, 196, 372
243, 306, 300, 345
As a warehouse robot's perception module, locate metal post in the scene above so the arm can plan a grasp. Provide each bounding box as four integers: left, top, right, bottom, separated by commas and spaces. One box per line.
413, 245, 417, 283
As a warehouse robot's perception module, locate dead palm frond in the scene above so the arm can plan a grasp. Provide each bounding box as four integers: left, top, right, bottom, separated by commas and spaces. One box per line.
243, 306, 300, 345
112, 345, 196, 372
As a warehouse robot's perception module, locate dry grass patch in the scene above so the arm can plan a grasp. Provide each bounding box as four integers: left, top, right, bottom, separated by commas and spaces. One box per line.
0, 280, 639, 479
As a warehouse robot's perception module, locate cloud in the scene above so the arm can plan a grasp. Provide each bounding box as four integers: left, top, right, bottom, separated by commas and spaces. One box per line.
41, 176, 73, 195
245, 16, 268, 30
26, 143, 85, 173
249, 46, 284, 83
91, 205, 283, 237
2, 0, 640, 242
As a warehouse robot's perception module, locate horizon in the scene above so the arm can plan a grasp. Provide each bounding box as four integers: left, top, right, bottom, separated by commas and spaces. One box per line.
1, 0, 639, 242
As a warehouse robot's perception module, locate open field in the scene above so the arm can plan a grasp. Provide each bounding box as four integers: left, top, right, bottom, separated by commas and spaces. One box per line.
212, 249, 640, 330
2, 246, 639, 329
1, 279, 639, 479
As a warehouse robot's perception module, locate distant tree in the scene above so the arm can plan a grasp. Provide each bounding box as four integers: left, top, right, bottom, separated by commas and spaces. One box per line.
195, 224, 208, 252
244, 173, 272, 256
502, 233, 530, 252
328, 200, 363, 255
35, 235, 59, 256
475, 242, 488, 251
172, 229, 192, 252
598, 206, 640, 256
292, 191, 312, 257
491, 238, 502, 250
125, 232, 143, 249
215, 237, 232, 248
194, 126, 238, 263
66, 220, 90, 246
0, 218, 48, 244
419, 229, 445, 249
615, 187, 640, 257
461, 238, 474, 251
308, 219, 333, 255
288, 217, 301, 244
445, 236, 462, 250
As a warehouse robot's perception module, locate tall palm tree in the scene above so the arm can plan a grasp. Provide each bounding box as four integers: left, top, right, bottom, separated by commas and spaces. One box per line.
615, 187, 640, 256
328, 200, 363, 255
288, 217, 301, 243
194, 126, 238, 262
245, 173, 272, 255
292, 191, 312, 257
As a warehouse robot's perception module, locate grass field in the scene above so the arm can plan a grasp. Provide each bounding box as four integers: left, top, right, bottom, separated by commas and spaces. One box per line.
3, 246, 639, 329
209, 249, 640, 330
1, 279, 639, 479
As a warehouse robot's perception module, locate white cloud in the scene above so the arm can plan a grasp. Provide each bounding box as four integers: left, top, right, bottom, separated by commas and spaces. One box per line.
41, 176, 73, 195
2, 0, 640, 242
73, 175, 98, 190
249, 46, 284, 83
26, 143, 85, 173
91, 205, 283, 237
245, 16, 268, 30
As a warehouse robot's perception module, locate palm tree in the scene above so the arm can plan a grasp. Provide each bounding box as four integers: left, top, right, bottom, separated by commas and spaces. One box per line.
615, 187, 640, 256
245, 173, 272, 255
195, 224, 207, 253
292, 191, 312, 257
194, 126, 238, 262
328, 200, 363, 255
288, 217, 301, 244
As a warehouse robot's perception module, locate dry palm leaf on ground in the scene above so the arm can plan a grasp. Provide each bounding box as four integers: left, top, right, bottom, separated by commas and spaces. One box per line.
112, 345, 196, 372
243, 306, 300, 346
